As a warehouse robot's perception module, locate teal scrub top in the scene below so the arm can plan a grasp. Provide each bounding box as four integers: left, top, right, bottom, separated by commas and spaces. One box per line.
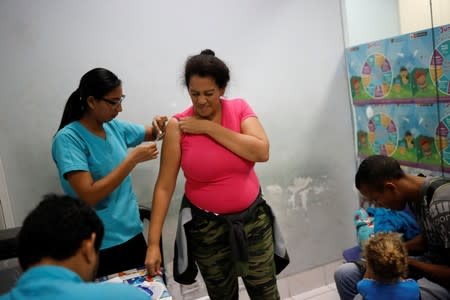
0, 265, 149, 300
52, 119, 145, 249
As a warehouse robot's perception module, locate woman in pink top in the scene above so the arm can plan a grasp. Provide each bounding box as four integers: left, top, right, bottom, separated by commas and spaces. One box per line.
145, 49, 288, 299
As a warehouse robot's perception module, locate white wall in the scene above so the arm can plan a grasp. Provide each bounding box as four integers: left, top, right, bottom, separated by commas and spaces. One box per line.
0, 0, 356, 279
399, 0, 450, 34
343, 0, 450, 47
430, 0, 450, 28
342, 0, 401, 46
398, 0, 433, 33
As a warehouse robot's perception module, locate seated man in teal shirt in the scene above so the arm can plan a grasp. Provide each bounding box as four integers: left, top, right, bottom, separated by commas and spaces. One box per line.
0, 194, 148, 300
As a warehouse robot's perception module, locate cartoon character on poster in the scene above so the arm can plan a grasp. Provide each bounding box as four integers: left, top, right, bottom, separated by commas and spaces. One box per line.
391, 66, 413, 98
388, 36, 415, 99
354, 106, 372, 156
357, 130, 368, 151
411, 68, 437, 97
350, 77, 362, 98
392, 105, 418, 163
414, 105, 440, 165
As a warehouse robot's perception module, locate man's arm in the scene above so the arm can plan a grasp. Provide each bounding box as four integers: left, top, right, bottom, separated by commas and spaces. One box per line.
405, 234, 427, 255
408, 254, 450, 289
411, 198, 450, 289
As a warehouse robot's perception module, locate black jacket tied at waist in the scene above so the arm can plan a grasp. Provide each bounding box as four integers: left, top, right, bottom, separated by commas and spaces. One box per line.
173, 192, 290, 284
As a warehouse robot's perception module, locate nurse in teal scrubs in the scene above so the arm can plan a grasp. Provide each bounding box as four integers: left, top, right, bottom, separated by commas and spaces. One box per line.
52, 68, 167, 277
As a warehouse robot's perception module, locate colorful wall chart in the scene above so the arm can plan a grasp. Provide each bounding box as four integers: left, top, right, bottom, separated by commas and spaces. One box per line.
431, 39, 450, 96
350, 24, 450, 173
347, 24, 450, 105
354, 104, 448, 171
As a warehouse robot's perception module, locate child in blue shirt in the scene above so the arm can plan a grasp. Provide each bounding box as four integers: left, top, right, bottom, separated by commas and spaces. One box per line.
357, 232, 419, 300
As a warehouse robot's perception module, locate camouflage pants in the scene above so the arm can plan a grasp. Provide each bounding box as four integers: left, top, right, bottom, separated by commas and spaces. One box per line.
186, 204, 280, 300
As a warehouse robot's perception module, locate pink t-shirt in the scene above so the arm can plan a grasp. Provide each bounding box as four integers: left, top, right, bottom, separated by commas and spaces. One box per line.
174, 98, 260, 214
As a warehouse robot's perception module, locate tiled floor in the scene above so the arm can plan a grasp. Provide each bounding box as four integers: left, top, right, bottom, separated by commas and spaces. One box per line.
233, 260, 342, 300
288, 283, 339, 300
197, 284, 340, 300
167, 254, 344, 300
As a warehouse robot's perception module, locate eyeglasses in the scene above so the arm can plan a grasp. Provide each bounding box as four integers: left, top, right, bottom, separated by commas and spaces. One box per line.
100, 95, 126, 106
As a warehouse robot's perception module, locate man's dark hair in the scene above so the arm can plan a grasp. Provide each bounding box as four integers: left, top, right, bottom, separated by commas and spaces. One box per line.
355, 155, 405, 191
18, 194, 104, 270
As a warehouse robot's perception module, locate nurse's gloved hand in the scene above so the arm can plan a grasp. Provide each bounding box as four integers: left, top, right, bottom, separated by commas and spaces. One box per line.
152, 115, 168, 140
129, 143, 159, 164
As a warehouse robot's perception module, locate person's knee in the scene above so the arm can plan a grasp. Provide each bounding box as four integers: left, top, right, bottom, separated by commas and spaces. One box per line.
334, 263, 360, 283
417, 277, 450, 300
334, 263, 350, 282
334, 263, 364, 300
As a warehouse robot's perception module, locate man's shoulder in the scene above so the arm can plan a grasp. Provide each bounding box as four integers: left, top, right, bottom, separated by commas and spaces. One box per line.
423, 177, 450, 202
431, 179, 450, 203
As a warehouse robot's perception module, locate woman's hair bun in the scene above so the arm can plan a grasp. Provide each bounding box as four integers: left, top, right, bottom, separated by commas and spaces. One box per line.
200, 49, 215, 56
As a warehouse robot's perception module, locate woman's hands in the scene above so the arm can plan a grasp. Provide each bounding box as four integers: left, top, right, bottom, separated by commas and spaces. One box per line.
178, 116, 269, 162
178, 117, 212, 134
145, 244, 163, 276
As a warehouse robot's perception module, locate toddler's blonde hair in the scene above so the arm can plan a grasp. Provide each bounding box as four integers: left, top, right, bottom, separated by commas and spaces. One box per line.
363, 232, 408, 283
